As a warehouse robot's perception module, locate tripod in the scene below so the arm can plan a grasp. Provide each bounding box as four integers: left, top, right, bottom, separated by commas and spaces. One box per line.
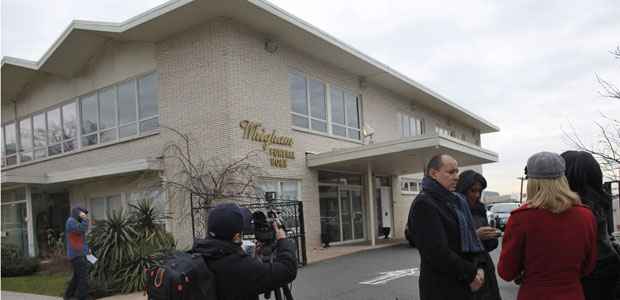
256, 240, 294, 300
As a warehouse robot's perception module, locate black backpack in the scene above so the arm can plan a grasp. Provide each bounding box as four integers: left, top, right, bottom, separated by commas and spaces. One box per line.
145, 251, 217, 300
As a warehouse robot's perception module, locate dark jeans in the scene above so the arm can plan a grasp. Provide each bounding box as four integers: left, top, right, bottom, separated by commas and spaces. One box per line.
65, 256, 89, 300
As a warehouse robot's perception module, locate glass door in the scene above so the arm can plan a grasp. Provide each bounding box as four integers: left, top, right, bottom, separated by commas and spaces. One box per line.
1, 202, 29, 255
319, 186, 340, 243
319, 184, 365, 244
352, 190, 364, 240
340, 189, 353, 241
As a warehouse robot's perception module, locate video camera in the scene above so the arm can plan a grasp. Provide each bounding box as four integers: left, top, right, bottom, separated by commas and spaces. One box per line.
244, 192, 293, 300
246, 192, 285, 243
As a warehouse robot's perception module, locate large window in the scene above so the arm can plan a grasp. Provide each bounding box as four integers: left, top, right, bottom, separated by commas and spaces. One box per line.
80, 72, 159, 148
3, 123, 17, 166
289, 70, 361, 140
400, 113, 425, 138
118, 80, 139, 138
331, 88, 361, 139
256, 179, 300, 201
89, 194, 122, 224
401, 178, 420, 194
32, 113, 47, 159
127, 189, 167, 217
18, 118, 33, 162
89, 189, 167, 225
1, 71, 158, 168
435, 125, 454, 137
62, 103, 78, 153
138, 73, 160, 133
289, 72, 328, 132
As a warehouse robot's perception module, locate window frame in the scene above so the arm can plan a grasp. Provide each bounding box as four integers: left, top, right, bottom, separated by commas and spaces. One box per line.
1, 71, 159, 169
2, 122, 18, 167
435, 125, 450, 137
32, 112, 48, 160
289, 69, 363, 142
400, 178, 420, 194
399, 113, 425, 138
18, 117, 34, 163
88, 189, 167, 225
257, 178, 301, 201
136, 72, 160, 134
60, 101, 78, 154
331, 87, 362, 140
88, 194, 124, 225
126, 189, 169, 229
117, 78, 140, 139
97, 86, 119, 144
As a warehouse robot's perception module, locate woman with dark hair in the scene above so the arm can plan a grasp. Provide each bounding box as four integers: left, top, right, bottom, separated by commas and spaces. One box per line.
561, 151, 620, 300
456, 170, 502, 300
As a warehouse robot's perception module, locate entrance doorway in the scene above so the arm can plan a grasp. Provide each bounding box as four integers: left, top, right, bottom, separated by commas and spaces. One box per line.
319, 185, 365, 244
375, 176, 393, 239
31, 190, 70, 257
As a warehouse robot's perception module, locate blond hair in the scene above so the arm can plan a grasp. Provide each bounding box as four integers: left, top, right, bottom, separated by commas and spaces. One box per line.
526, 176, 581, 213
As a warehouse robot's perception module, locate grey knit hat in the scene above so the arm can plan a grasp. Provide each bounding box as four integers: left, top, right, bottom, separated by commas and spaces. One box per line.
525, 151, 566, 179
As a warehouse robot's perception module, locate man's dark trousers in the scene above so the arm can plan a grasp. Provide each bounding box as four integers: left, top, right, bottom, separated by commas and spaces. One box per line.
65, 256, 89, 300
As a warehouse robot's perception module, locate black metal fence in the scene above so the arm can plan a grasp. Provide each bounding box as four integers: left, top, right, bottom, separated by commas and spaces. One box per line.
190, 193, 307, 266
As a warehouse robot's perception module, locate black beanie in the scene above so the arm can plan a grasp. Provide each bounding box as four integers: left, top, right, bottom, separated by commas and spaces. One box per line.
207, 203, 246, 240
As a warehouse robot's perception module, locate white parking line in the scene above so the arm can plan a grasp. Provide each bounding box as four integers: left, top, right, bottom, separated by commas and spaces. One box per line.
359, 268, 420, 285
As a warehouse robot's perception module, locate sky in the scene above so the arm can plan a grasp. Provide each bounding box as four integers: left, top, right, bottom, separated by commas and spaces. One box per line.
2, 0, 619, 195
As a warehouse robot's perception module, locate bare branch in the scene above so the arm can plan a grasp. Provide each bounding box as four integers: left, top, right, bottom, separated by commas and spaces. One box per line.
160, 127, 267, 212
563, 46, 620, 180
596, 74, 620, 100
611, 45, 620, 59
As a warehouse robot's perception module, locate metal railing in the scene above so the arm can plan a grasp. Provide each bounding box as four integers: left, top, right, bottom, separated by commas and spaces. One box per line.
190, 193, 307, 266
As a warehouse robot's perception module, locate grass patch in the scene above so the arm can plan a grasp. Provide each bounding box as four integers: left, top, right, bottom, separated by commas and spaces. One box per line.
1, 272, 69, 297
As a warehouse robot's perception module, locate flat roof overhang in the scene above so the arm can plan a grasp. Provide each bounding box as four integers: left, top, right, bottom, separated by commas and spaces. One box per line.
306, 135, 498, 175
1, 158, 162, 185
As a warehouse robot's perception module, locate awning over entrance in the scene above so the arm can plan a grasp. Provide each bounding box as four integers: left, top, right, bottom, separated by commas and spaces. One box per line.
308, 135, 497, 247
1, 158, 162, 185
306, 135, 498, 175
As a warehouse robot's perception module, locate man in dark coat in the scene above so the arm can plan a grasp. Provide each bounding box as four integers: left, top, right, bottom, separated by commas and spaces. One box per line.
193, 203, 297, 300
409, 154, 485, 300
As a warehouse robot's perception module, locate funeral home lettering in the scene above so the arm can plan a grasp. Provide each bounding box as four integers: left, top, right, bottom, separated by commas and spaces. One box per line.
239, 120, 295, 168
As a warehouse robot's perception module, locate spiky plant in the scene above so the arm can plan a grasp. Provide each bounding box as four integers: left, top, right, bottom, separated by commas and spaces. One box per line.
88, 199, 176, 292
88, 210, 138, 283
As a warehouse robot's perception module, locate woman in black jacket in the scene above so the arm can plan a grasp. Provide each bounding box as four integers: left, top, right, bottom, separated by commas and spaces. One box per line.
456, 170, 502, 300
561, 151, 620, 300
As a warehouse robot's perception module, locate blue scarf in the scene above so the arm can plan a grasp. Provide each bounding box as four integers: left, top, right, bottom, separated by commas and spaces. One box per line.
421, 176, 484, 253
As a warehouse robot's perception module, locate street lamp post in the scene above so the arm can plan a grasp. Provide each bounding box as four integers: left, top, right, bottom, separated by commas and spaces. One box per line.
517, 176, 526, 204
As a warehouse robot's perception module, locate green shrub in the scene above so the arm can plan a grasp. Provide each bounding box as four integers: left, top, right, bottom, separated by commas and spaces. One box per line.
47, 228, 65, 257
88, 278, 117, 299
1, 243, 20, 261
87, 199, 176, 293
1, 244, 40, 277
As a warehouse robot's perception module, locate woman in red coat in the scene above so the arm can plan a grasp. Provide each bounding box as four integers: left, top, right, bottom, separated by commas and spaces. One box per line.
498, 152, 597, 300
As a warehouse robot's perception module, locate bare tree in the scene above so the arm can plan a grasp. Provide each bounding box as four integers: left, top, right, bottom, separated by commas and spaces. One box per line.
565, 46, 620, 180
595, 46, 620, 101
160, 126, 266, 213
565, 120, 619, 180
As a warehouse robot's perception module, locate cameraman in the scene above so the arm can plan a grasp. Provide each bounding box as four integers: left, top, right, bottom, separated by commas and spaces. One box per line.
195, 203, 298, 300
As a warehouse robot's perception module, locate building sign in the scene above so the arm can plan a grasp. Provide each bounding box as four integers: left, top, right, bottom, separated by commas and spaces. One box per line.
239, 120, 295, 168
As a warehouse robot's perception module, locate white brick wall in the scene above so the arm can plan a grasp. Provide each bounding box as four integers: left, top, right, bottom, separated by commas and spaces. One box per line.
2, 17, 485, 259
